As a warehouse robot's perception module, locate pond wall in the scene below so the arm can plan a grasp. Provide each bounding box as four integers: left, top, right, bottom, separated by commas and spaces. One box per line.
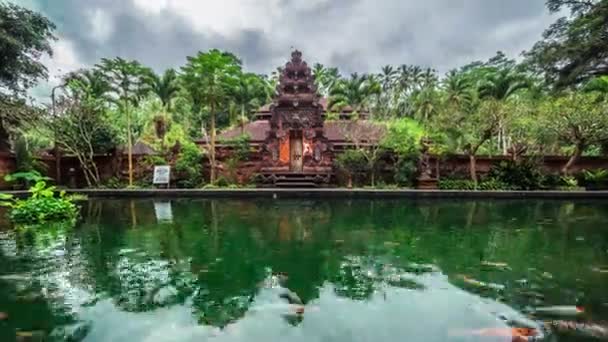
1, 150, 608, 189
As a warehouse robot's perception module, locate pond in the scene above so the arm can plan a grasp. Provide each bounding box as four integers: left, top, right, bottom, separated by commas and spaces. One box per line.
1, 198, 608, 341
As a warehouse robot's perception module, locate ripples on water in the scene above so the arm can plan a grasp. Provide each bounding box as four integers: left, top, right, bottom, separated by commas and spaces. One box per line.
1, 199, 608, 341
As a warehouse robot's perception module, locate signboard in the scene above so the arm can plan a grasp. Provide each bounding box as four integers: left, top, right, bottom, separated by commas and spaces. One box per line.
154, 201, 173, 223
153, 166, 171, 185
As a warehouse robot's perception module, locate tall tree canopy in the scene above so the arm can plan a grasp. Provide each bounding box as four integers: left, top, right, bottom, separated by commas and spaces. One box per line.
0, 1, 55, 152
0, 2, 55, 95
181, 49, 242, 183
526, 0, 608, 88
97, 57, 152, 186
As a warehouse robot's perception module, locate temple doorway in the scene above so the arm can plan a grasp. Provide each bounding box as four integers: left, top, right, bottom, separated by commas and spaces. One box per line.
290, 130, 303, 172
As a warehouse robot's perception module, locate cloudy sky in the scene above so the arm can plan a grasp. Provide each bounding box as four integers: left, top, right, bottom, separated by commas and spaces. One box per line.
14, 0, 557, 98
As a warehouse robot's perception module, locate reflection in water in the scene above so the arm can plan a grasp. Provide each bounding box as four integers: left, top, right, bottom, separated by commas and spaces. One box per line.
0, 199, 608, 341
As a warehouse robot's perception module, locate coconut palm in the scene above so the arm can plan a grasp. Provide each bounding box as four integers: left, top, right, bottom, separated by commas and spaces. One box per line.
443, 71, 474, 111
329, 73, 381, 119
148, 68, 180, 112
231, 73, 271, 133
478, 67, 529, 154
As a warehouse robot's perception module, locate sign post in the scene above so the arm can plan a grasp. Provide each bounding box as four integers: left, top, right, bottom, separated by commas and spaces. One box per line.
153, 165, 171, 188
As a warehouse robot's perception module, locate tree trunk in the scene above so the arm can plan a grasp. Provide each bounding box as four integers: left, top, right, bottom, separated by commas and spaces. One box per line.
347, 174, 353, 189
562, 143, 583, 175
54, 143, 62, 184
240, 105, 245, 135
126, 102, 134, 187
370, 166, 376, 187
469, 153, 478, 188
209, 104, 217, 184
0, 119, 11, 152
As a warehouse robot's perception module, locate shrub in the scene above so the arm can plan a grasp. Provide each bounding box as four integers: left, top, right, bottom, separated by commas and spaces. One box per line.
394, 158, 418, 187
0, 181, 82, 225
335, 149, 368, 187
439, 178, 510, 191
583, 169, 608, 190
175, 143, 203, 188
488, 159, 545, 190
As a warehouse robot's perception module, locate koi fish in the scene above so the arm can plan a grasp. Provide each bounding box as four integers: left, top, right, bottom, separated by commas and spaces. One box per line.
449, 327, 539, 339
481, 261, 511, 270
548, 320, 608, 340
459, 275, 505, 291
533, 306, 584, 317
0, 312, 7, 320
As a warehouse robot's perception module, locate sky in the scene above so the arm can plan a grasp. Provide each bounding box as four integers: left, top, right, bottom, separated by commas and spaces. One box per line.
13, 0, 557, 100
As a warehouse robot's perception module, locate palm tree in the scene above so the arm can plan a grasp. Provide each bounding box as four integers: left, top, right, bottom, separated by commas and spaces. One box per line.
148, 68, 180, 112
443, 71, 474, 111
181, 49, 242, 183
329, 73, 381, 119
421, 68, 438, 89
231, 73, 271, 133
97, 57, 152, 186
412, 86, 439, 122
64, 69, 112, 101
478, 67, 529, 154
313, 63, 341, 96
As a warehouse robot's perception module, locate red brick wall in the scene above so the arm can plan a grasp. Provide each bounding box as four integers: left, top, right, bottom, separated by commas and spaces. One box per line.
0, 153, 15, 190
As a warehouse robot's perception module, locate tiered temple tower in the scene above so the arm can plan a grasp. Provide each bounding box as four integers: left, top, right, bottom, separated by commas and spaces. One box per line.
259, 50, 332, 186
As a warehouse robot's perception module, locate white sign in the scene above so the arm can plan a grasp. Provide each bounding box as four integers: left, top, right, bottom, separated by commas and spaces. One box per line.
154, 201, 173, 223
153, 166, 171, 185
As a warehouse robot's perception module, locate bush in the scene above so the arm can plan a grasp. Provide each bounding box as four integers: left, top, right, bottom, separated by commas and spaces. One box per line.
439, 178, 510, 191
583, 169, 608, 190
0, 181, 81, 225
175, 143, 203, 188
488, 159, 545, 190
394, 158, 418, 187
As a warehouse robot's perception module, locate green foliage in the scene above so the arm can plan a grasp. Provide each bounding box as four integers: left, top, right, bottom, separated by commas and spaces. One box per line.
329, 73, 381, 116
335, 149, 369, 174
438, 178, 510, 191
0, 2, 56, 94
488, 159, 546, 190
174, 142, 203, 188
526, 0, 608, 87
381, 118, 425, 156
583, 169, 608, 182
583, 169, 608, 189
4, 170, 49, 183
393, 159, 417, 187
0, 180, 80, 225
560, 176, 579, 189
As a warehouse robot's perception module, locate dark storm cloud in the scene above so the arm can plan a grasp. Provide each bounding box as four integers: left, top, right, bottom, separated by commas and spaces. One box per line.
24, 0, 554, 76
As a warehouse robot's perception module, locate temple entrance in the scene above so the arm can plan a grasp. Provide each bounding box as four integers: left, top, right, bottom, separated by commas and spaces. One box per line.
290, 130, 303, 172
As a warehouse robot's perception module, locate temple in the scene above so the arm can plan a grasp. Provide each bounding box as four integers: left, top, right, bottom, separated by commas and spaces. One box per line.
217, 50, 382, 187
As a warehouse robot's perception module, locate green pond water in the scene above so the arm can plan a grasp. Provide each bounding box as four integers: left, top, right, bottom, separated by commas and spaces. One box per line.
1, 198, 608, 341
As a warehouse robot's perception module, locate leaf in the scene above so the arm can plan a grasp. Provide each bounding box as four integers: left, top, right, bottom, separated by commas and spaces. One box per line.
0, 193, 14, 200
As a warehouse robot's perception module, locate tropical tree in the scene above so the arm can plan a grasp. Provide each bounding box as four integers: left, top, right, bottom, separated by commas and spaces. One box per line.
231, 73, 271, 133
97, 57, 152, 186
443, 71, 474, 112
181, 49, 242, 183
584, 76, 608, 100
329, 73, 380, 118
478, 67, 529, 154
526, 0, 607, 88
148, 68, 180, 112
312, 63, 341, 97
0, 2, 55, 151
542, 92, 608, 174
